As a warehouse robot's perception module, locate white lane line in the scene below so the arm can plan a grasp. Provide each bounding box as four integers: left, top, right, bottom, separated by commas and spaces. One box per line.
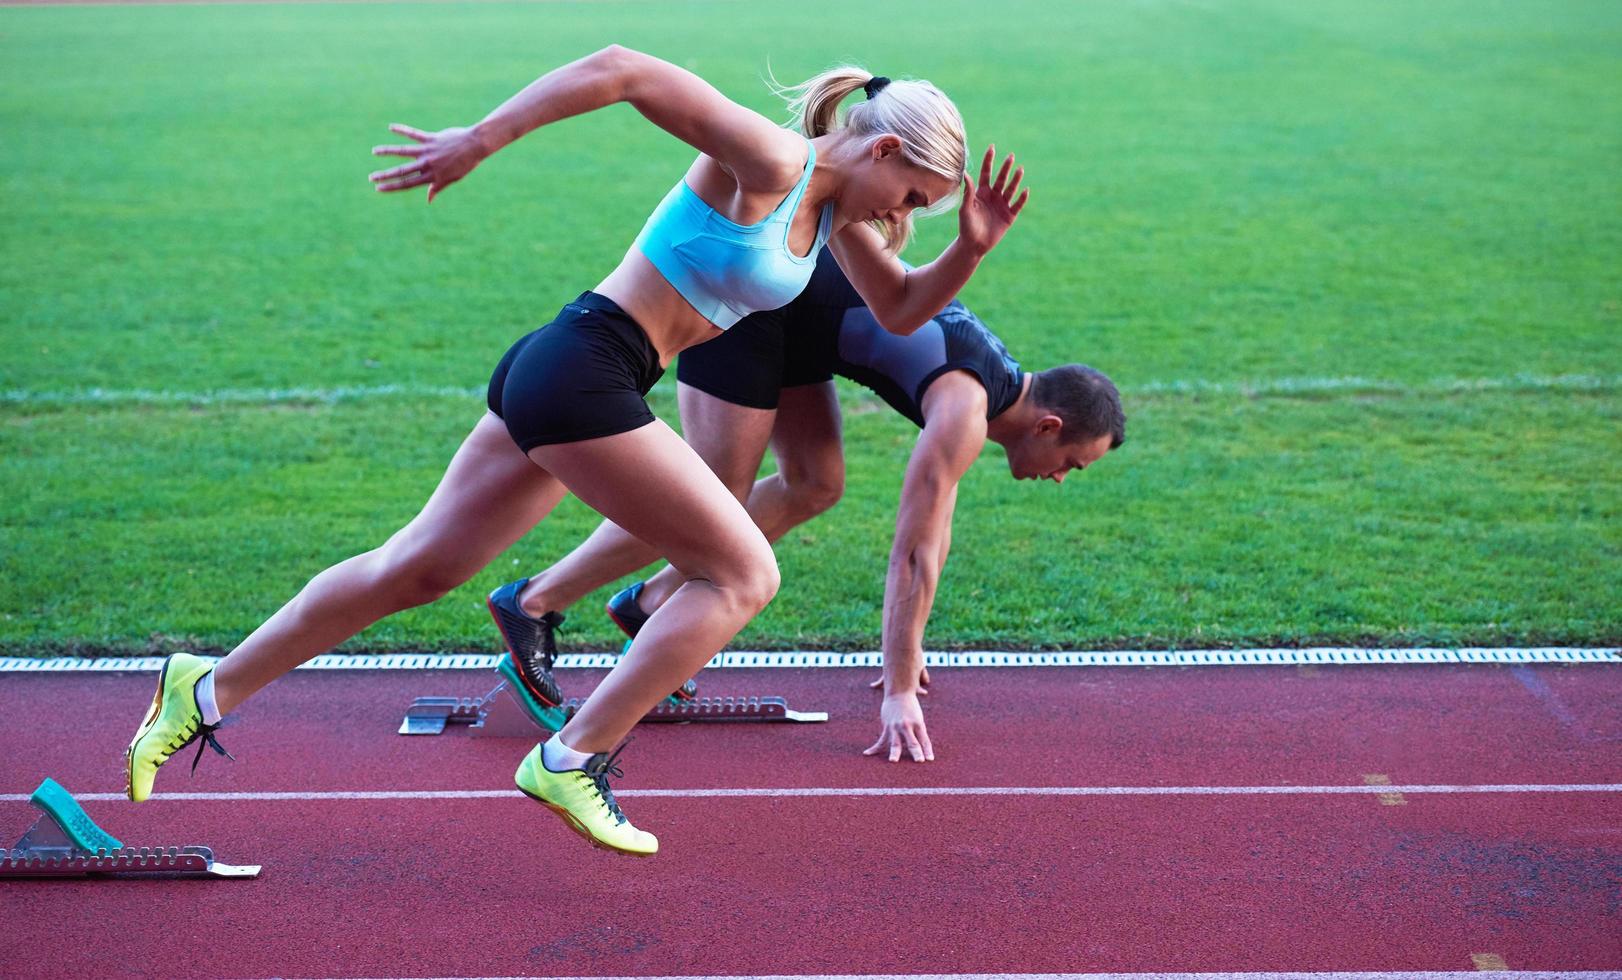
270, 971, 1622, 980
5, 784, 1619, 803
6, 371, 1615, 408
2, 648, 1618, 672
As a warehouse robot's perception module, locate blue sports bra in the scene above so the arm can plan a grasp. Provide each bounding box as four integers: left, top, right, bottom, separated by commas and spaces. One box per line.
633, 139, 835, 329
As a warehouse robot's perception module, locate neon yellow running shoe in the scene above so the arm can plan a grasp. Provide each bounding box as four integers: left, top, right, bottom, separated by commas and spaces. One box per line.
514, 743, 658, 857
126, 653, 233, 802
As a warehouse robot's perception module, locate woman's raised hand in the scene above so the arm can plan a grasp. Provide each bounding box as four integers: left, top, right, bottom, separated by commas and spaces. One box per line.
369, 124, 491, 202
957, 145, 1028, 256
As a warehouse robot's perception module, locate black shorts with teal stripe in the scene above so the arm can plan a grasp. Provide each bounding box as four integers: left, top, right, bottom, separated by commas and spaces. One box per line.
487, 292, 665, 450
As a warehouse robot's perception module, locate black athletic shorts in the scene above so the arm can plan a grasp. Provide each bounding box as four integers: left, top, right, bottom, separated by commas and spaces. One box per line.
675, 306, 836, 410
487, 292, 665, 450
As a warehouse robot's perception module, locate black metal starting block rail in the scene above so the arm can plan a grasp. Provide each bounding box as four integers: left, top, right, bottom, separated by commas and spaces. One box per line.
400, 677, 827, 737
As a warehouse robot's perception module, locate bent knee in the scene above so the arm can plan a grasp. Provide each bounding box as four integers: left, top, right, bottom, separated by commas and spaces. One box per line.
781, 463, 844, 518
736, 553, 781, 614
755, 558, 782, 608
793, 475, 844, 517
710, 549, 779, 617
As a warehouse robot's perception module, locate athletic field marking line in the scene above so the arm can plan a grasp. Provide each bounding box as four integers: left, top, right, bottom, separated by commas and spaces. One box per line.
6, 784, 1619, 804
4, 371, 1615, 409
2, 648, 1617, 673
268, 971, 1622, 980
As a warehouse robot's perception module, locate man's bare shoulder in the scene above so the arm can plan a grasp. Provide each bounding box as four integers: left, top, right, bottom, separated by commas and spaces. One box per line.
919, 369, 990, 425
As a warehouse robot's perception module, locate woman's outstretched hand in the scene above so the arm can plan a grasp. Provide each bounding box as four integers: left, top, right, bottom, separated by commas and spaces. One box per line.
957, 145, 1028, 256
369, 124, 491, 202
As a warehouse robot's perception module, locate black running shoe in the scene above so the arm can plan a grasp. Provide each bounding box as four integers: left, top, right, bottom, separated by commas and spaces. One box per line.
607, 582, 698, 702
604, 582, 650, 640
487, 578, 564, 708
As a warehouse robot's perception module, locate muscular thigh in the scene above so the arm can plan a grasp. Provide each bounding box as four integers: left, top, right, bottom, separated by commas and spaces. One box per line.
381, 412, 568, 572
527, 420, 771, 580
678, 382, 776, 499
770, 381, 844, 485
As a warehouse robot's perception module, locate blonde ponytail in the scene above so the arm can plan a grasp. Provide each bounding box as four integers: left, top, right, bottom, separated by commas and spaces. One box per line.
774, 66, 871, 138
770, 65, 968, 254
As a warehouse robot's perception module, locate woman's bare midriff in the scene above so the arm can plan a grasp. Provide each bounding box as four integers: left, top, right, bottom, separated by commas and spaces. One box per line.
594, 250, 725, 367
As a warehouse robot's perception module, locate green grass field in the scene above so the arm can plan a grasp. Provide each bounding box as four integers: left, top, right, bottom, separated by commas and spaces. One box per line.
2, 0, 1618, 654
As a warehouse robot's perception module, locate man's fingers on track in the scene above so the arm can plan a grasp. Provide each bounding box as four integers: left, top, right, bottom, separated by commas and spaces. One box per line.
372, 144, 424, 158
389, 123, 433, 141
905, 727, 925, 762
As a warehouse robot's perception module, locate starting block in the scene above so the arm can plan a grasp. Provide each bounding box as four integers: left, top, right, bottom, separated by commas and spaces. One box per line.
400, 675, 828, 737
0, 778, 259, 879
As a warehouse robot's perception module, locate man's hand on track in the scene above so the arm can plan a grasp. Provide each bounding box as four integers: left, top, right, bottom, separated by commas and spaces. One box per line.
864, 690, 935, 763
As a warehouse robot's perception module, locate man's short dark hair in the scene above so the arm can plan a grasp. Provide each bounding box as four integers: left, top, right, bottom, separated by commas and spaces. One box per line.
1031, 365, 1125, 448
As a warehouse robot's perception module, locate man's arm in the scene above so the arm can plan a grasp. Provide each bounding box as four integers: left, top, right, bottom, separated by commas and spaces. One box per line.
865, 372, 988, 762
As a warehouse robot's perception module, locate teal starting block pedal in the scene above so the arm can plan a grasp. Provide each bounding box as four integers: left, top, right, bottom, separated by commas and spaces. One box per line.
0, 778, 259, 879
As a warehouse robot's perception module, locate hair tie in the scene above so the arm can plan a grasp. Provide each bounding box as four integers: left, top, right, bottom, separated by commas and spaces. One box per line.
863, 76, 891, 100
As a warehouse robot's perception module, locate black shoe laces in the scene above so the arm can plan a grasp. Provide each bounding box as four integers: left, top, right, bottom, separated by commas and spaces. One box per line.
168, 718, 235, 775
513, 609, 564, 677
585, 744, 630, 825
534, 611, 564, 662
191, 722, 234, 774
504, 600, 564, 701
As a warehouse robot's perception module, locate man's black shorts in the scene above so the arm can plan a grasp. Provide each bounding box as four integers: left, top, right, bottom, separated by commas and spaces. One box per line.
675, 306, 836, 409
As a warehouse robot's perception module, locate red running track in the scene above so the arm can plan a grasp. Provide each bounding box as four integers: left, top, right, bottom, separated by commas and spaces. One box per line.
0, 663, 1618, 978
